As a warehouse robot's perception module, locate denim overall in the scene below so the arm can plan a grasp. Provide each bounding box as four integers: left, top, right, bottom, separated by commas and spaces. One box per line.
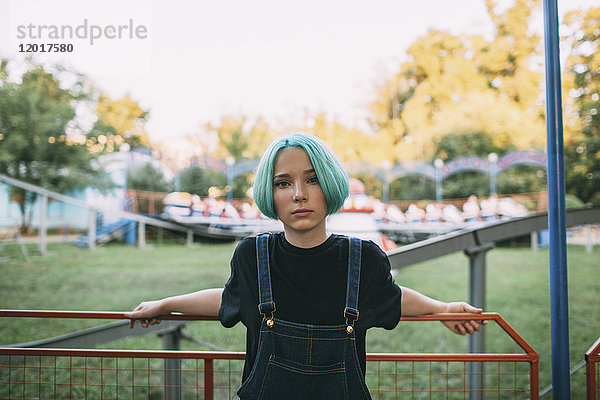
237, 234, 372, 400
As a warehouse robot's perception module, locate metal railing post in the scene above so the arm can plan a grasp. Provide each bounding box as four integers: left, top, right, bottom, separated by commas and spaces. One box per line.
464, 243, 493, 400
138, 221, 146, 248
160, 326, 182, 400
39, 195, 48, 255
204, 359, 214, 400
585, 224, 593, 254
531, 231, 539, 251
531, 360, 540, 400
88, 209, 96, 250
587, 360, 597, 400
586, 337, 600, 400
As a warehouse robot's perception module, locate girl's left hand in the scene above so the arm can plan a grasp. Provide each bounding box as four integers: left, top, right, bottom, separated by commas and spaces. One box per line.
441, 302, 488, 335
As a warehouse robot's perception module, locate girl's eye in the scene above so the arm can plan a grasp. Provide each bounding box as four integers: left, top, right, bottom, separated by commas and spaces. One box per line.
308, 176, 319, 184
274, 181, 290, 188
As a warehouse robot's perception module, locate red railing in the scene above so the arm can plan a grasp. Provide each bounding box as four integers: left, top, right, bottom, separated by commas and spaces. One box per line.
588, 337, 600, 400
0, 310, 538, 399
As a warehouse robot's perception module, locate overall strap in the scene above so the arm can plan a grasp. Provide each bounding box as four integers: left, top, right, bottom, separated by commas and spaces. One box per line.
256, 233, 276, 320
344, 237, 362, 331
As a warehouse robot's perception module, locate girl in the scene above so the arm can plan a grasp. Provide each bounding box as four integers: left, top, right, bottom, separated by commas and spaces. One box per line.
126, 133, 484, 399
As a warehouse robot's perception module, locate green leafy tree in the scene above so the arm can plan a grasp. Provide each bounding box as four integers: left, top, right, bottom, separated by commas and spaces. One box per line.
432, 131, 512, 161
179, 166, 226, 197
433, 132, 506, 198
497, 165, 546, 195
442, 172, 489, 200
431, 131, 544, 198
127, 163, 173, 193
232, 173, 253, 199
0, 60, 111, 231
390, 175, 435, 201
563, 7, 600, 204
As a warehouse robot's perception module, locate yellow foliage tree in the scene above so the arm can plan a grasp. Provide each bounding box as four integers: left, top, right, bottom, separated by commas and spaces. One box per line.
300, 113, 377, 163
95, 93, 149, 148
369, 0, 546, 160
205, 114, 275, 161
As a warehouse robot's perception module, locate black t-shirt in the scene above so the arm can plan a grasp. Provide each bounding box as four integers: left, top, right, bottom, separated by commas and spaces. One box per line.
219, 232, 402, 381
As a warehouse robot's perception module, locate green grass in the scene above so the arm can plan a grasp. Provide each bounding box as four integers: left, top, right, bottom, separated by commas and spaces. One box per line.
0, 241, 241, 347
1, 240, 598, 398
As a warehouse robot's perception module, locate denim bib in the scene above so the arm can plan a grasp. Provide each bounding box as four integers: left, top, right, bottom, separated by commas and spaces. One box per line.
237, 234, 372, 400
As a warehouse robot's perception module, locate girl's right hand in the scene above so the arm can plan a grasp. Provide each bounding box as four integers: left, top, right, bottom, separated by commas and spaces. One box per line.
125, 300, 164, 329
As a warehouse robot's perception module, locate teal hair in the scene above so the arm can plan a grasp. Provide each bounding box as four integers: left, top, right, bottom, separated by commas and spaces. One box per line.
253, 133, 349, 220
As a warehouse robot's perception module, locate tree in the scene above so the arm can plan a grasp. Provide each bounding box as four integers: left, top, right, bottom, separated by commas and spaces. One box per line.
206, 114, 273, 161
480, 0, 543, 109
300, 112, 386, 164
368, 0, 546, 160
431, 132, 510, 198
179, 166, 226, 197
432, 131, 512, 161
562, 7, 600, 204
202, 114, 274, 199
91, 93, 149, 150
431, 131, 545, 198
390, 175, 436, 201
127, 162, 173, 193
233, 173, 253, 199
0, 60, 111, 231
497, 165, 546, 195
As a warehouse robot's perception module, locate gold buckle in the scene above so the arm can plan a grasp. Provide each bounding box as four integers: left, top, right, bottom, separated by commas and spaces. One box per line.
258, 304, 276, 328
344, 307, 358, 335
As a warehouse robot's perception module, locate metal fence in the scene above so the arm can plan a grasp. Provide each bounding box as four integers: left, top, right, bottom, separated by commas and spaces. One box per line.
587, 337, 600, 400
1, 311, 538, 399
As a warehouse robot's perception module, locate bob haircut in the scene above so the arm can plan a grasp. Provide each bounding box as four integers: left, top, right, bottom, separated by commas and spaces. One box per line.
253, 133, 349, 220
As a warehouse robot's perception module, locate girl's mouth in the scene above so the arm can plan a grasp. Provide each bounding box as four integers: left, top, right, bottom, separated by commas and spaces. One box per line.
292, 209, 312, 216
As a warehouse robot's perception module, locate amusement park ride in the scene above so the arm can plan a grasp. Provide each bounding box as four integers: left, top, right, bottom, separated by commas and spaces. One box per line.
161, 178, 530, 251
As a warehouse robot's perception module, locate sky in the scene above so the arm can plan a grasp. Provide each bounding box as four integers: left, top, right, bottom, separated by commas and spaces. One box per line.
1, 0, 598, 144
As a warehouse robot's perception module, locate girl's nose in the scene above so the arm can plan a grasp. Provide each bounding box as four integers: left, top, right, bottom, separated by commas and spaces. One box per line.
293, 185, 307, 202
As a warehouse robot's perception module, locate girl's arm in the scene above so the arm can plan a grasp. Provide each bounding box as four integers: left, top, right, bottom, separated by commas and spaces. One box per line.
125, 288, 223, 328
400, 286, 486, 335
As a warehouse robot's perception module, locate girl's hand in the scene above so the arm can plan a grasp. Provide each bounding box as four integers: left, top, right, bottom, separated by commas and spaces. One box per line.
440, 302, 488, 335
125, 300, 164, 329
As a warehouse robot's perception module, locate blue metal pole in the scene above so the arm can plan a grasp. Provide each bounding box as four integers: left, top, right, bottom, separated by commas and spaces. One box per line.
542, 0, 570, 398
227, 163, 233, 203
174, 170, 180, 192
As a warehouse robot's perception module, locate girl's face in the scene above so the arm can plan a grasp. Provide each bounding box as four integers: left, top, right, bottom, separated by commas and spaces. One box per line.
272, 147, 328, 243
